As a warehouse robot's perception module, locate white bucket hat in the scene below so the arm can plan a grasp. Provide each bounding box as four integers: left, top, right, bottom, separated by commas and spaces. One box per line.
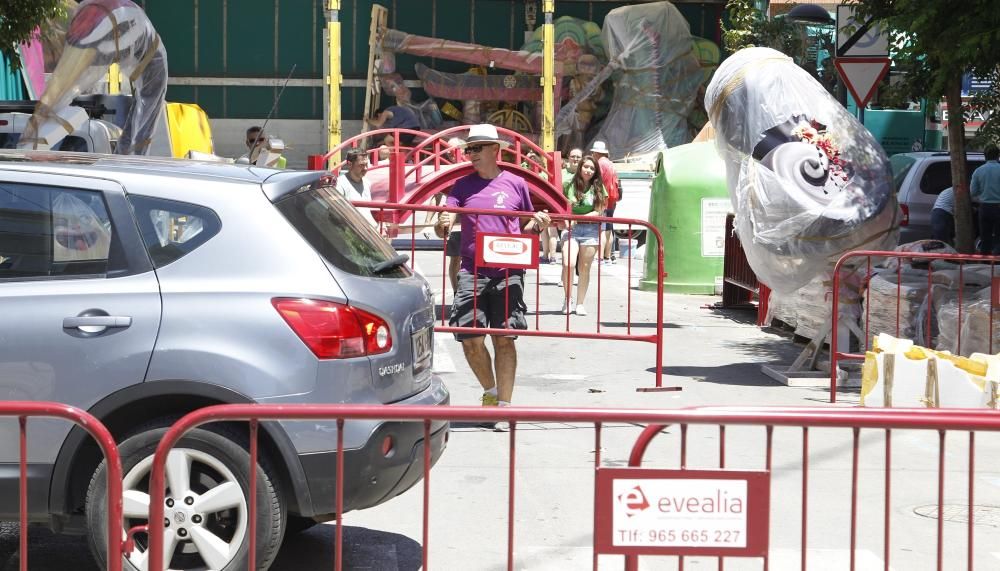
589, 140, 610, 155
461, 124, 510, 148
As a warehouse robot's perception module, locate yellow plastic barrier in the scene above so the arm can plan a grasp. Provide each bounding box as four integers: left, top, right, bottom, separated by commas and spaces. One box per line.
166, 102, 214, 158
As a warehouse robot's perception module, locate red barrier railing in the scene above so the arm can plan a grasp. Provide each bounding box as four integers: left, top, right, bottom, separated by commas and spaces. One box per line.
721, 214, 770, 326
356, 200, 673, 391
622, 406, 1000, 571
311, 126, 562, 186
0, 402, 124, 571
829, 250, 1000, 403
144, 404, 1000, 571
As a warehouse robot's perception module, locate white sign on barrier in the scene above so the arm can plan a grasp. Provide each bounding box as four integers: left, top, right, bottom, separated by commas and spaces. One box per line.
594, 468, 770, 557
475, 232, 539, 269
613, 478, 748, 548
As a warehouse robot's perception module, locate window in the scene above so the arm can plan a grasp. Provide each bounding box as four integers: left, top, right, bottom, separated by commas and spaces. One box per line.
276, 183, 411, 279
918, 160, 986, 196
889, 154, 917, 193
0, 134, 88, 152
0, 183, 114, 279
129, 195, 221, 268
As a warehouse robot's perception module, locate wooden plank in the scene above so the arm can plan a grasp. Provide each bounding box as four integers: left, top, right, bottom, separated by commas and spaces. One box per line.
361, 4, 388, 142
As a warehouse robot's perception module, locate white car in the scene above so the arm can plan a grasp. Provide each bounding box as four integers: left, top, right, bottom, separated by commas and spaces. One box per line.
0, 106, 120, 154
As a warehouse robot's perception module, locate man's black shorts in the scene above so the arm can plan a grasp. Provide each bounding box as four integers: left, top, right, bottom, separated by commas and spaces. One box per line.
449, 271, 527, 340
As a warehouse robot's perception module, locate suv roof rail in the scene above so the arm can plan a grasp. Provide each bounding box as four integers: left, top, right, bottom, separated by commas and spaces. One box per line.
929, 151, 985, 157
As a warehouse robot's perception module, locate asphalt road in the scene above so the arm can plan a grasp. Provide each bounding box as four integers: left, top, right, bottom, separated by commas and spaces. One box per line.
0, 522, 422, 570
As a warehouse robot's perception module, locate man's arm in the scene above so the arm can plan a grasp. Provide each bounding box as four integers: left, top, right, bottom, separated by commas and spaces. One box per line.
971, 169, 983, 200
435, 212, 458, 238
369, 110, 392, 129
518, 184, 550, 233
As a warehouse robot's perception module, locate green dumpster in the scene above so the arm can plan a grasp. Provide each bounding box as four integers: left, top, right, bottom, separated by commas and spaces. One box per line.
640, 142, 730, 294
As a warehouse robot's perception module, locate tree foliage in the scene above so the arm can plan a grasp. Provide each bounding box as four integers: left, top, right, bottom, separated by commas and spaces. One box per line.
721, 0, 837, 93
0, 0, 66, 71
854, 0, 1000, 252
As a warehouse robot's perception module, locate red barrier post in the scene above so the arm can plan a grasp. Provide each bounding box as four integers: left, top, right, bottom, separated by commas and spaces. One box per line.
144, 404, 1000, 571
0, 402, 123, 571
307, 154, 327, 170
830, 250, 1000, 403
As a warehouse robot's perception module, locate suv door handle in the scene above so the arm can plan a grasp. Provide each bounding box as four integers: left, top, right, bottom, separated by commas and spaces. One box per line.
63, 316, 132, 328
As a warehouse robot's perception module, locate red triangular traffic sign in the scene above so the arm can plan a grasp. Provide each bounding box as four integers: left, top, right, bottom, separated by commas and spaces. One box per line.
834, 57, 890, 108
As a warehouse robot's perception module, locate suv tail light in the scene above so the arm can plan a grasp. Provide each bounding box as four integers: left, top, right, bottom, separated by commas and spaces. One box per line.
272, 298, 392, 359
899, 203, 909, 226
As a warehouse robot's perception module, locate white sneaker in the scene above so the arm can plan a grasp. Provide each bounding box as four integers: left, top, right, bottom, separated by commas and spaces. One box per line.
575, 304, 588, 316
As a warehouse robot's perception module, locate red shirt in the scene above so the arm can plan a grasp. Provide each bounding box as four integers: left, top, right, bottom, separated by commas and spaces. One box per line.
597, 156, 620, 209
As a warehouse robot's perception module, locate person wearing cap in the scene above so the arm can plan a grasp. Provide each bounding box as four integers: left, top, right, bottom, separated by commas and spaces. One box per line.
434, 124, 551, 428
589, 141, 620, 264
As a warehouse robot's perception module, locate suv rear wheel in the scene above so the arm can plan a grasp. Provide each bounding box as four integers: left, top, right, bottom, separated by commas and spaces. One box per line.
85, 424, 285, 570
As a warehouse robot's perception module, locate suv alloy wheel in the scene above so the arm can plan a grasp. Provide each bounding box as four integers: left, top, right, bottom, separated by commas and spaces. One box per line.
85, 424, 284, 571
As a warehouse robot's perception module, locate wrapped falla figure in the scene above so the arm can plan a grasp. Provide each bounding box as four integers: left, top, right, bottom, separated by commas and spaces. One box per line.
21, 0, 167, 155
705, 47, 899, 295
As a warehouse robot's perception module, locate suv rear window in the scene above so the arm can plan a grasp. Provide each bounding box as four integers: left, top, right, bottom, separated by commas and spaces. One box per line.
890, 154, 917, 192
919, 160, 986, 195
275, 184, 411, 279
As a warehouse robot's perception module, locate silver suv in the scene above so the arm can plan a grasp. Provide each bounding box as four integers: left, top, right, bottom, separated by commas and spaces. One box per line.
891, 151, 986, 244
0, 151, 449, 569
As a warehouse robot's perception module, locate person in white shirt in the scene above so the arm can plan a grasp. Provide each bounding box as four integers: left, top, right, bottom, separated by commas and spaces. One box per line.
335, 149, 376, 227
931, 186, 955, 244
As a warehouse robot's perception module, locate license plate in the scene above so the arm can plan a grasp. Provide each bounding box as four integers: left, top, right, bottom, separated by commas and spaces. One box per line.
412, 327, 432, 374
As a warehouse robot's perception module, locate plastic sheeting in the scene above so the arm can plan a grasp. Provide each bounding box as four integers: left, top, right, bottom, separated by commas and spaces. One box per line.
383, 28, 559, 75
563, 2, 702, 156
706, 47, 899, 294
21, 0, 167, 155
414, 63, 541, 102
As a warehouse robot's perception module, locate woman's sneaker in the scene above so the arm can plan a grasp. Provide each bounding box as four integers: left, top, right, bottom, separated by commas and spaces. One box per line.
575, 304, 588, 316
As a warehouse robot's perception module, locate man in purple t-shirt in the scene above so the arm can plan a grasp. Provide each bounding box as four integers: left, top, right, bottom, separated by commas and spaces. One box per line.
434, 125, 550, 425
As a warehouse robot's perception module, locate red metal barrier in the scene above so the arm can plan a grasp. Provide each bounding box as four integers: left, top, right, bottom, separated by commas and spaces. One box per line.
145, 404, 1000, 571
829, 250, 1000, 403
0, 402, 124, 571
356, 200, 673, 391
721, 214, 770, 326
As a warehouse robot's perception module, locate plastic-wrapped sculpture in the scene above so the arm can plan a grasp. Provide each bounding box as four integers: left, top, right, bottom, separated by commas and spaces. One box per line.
21, 0, 167, 155
705, 47, 899, 295
521, 16, 608, 150
556, 2, 704, 155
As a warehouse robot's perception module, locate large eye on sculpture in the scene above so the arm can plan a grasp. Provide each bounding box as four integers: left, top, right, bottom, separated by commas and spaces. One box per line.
760, 142, 834, 202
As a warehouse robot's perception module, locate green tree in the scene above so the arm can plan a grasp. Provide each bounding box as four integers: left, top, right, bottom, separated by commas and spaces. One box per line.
721, 0, 837, 94
854, 1, 1000, 253
0, 0, 66, 71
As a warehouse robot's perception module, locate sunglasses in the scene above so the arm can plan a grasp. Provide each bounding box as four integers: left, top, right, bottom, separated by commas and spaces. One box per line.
465, 144, 494, 154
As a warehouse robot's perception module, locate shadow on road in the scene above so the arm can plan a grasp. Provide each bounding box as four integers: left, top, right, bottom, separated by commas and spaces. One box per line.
0, 522, 422, 571
274, 524, 422, 570
658, 363, 782, 386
